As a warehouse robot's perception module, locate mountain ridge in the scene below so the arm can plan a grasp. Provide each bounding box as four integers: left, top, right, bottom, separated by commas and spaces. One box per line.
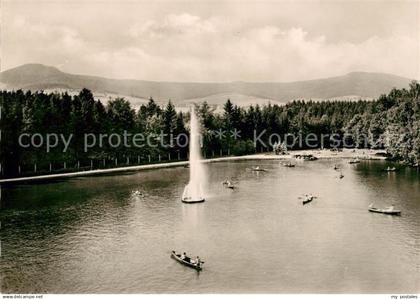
0, 63, 414, 106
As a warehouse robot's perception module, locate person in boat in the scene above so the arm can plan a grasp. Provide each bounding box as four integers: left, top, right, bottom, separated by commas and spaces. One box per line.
194, 256, 201, 266
181, 252, 191, 263
385, 205, 394, 211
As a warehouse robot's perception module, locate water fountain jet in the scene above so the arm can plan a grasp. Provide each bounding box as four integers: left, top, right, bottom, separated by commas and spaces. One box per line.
182, 106, 206, 203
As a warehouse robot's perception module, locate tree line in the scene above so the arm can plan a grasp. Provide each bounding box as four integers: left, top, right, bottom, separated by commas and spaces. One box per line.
0, 82, 419, 177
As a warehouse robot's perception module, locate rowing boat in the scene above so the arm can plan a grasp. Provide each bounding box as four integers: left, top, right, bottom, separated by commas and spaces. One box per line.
283, 163, 295, 167
302, 196, 313, 205
251, 166, 266, 172
171, 251, 203, 270
368, 204, 401, 215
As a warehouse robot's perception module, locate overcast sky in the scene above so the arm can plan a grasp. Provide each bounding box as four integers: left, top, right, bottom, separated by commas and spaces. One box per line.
1, 0, 419, 82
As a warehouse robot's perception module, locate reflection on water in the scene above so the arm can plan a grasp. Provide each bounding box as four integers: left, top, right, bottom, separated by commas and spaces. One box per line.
0, 160, 419, 293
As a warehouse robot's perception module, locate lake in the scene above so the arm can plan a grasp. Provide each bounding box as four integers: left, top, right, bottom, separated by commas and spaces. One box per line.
0, 159, 419, 293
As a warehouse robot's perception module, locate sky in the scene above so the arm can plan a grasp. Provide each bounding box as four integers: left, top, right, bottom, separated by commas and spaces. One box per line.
1, 0, 419, 82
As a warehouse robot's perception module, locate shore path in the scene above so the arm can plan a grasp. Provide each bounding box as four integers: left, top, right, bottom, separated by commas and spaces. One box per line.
0, 149, 384, 184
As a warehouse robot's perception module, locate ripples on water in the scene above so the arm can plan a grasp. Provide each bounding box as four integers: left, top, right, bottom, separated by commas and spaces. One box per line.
0, 160, 419, 293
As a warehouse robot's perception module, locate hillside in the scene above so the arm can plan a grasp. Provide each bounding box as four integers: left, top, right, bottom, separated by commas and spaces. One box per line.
0, 64, 413, 106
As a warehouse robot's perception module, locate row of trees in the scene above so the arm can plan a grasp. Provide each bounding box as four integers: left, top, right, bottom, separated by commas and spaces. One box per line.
344, 83, 419, 163
1, 89, 188, 176
1, 82, 419, 177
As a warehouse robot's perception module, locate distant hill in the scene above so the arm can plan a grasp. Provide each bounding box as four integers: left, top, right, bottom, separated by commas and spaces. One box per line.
0, 64, 413, 107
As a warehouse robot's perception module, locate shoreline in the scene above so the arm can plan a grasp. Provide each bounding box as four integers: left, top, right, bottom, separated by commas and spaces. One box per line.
0, 149, 385, 184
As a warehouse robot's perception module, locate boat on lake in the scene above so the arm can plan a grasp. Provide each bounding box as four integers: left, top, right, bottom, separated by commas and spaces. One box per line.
226, 182, 236, 189
295, 154, 318, 161
222, 180, 236, 189
385, 166, 396, 172
368, 203, 401, 215
302, 195, 314, 205
251, 166, 266, 172
132, 190, 143, 196
171, 251, 203, 271
283, 162, 296, 167
349, 158, 361, 164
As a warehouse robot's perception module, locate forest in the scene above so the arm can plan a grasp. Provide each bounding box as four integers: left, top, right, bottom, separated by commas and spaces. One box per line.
1, 81, 419, 178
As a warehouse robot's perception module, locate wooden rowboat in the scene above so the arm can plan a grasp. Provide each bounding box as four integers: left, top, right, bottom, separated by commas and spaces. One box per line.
283, 163, 296, 167
251, 166, 266, 172
368, 206, 401, 215
171, 251, 203, 270
349, 159, 361, 164
368, 203, 401, 215
302, 196, 313, 205
222, 180, 236, 189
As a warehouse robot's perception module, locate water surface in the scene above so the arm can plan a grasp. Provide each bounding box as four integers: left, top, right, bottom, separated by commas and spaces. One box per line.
1, 160, 419, 293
